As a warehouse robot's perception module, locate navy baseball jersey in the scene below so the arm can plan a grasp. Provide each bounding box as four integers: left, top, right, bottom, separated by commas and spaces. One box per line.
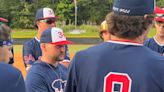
144, 37, 164, 54
23, 37, 70, 66
65, 41, 164, 92
26, 60, 68, 92
0, 62, 26, 92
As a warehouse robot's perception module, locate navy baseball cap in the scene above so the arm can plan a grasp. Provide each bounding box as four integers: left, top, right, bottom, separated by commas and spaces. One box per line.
113, 0, 155, 16
40, 27, 74, 45
155, 7, 164, 22
35, 8, 58, 20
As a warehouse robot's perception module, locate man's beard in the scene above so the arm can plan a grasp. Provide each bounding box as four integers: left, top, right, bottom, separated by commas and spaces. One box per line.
55, 54, 65, 62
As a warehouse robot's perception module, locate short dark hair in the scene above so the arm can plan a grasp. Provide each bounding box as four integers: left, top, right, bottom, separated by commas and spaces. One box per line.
0, 24, 11, 41
106, 12, 154, 39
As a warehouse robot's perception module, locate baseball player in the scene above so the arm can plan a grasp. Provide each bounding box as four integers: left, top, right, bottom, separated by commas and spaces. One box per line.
0, 17, 14, 64
0, 23, 26, 92
65, 0, 164, 92
26, 27, 73, 92
23, 7, 71, 71
144, 7, 164, 54
99, 20, 110, 41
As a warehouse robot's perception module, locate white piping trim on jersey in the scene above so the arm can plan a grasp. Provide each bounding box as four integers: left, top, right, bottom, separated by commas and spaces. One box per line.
107, 40, 143, 46
153, 36, 164, 46
35, 37, 40, 42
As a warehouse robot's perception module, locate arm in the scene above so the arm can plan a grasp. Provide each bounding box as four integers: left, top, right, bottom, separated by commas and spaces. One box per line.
23, 42, 35, 70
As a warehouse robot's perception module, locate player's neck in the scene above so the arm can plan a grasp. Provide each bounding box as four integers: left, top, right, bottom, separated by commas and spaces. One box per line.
36, 33, 41, 40
110, 35, 143, 44
41, 56, 58, 67
154, 35, 164, 44
36, 29, 44, 40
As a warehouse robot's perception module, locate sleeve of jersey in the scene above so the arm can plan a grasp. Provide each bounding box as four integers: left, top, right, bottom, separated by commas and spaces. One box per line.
25, 72, 48, 92
65, 53, 78, 92
23, 42, 35, 65
64, 45, 70, 62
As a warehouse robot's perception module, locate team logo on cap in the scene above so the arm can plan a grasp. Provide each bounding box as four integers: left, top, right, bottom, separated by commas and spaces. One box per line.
48, 10, 53, 16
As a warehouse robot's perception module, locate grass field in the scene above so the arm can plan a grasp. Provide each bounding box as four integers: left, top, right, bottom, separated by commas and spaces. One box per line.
12, 29, 99, 38
13, 44, 94, 79
12, 27, 156, 38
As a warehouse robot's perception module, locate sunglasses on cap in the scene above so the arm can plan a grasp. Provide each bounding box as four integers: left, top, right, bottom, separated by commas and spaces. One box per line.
156, 21, 164, 24
0, 22, 10, 27
0, 39, 13, 46
39, 19, 56, 24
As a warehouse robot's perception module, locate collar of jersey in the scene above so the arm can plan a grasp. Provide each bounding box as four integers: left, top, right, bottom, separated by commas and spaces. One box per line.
35, 37, 40, 42
153, 36, 164, 46
107, 40, 143, 46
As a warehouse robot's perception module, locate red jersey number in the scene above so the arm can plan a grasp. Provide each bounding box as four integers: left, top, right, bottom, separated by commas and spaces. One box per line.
104, 72, 132, 92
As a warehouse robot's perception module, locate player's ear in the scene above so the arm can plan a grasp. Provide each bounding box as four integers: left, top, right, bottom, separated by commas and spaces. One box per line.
40, 43, 46, 52
144, 14, 148, 19
36, 21, 40, 28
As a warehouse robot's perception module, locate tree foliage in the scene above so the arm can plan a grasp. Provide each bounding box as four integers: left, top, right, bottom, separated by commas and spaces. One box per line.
0, 0, 163, 28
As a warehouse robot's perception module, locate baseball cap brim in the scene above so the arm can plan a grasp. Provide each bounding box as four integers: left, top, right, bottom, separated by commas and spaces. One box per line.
155, 7, 164, 14
50, 40, 74, 45
0, 18, 8, 23
154, 17, 164, 22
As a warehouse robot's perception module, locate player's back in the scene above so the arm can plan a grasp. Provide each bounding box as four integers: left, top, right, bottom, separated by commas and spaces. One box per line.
66, 41, 164, 92
0, 62, 26, 92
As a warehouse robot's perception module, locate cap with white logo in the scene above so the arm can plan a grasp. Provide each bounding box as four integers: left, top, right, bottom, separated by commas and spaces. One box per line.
35, 7, 58, 20
40, 27, 74, 45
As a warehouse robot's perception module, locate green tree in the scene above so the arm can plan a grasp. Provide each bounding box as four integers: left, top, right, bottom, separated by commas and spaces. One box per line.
156, 0, 164, 7
76, 0, 113, 25
56, 0, 74, 25
11, 2, 35, 28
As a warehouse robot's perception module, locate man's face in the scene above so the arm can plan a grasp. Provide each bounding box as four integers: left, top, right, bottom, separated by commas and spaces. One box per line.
37, 18, 56, 32
44, 43, 65, 61
155, 21, 164, 36
0, 45, 13, 63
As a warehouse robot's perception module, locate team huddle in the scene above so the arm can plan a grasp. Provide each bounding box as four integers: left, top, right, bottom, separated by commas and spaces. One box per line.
0, 0, 164, 92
